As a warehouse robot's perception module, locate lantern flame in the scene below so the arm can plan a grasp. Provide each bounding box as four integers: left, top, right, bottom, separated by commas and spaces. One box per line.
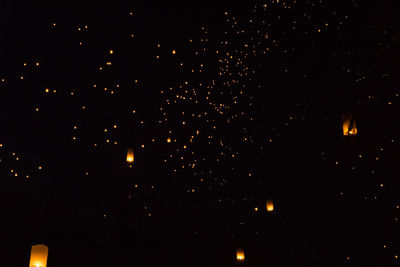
266, 199, 274, 212
342, 119, 350, 136
348, 120, 357, 135
126, 148, 134, 163
342, 113, 357, 136
236, 248, 245, 261
29, 244, 48, 267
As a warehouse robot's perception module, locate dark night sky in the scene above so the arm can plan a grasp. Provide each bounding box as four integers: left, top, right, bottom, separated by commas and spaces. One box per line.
1, 0, 400, 266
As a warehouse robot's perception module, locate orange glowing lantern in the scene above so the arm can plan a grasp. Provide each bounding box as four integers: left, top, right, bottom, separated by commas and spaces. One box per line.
342, 113, 357, 136
266, 199, 274, 212
236, 248, 245, 262
348, 120, 357, 135
342, 119, 350, 136
29, 244, 48, 267
126, 148, 134, 163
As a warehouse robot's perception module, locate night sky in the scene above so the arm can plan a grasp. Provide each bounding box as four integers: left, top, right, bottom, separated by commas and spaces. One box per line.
2, 0, 400, 266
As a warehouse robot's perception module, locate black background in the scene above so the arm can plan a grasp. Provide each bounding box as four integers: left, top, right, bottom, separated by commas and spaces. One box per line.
1, 0, 400, 266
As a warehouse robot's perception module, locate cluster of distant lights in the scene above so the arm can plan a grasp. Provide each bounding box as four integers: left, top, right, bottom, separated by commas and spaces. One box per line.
158, 7, 264, 190
0, 143, 43, 179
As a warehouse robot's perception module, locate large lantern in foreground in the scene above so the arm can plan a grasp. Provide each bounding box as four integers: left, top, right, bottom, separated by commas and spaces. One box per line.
266, 199, 274, 212
29, 244, 48, 267
126, 148, 134, 163
236, 248, 245, 262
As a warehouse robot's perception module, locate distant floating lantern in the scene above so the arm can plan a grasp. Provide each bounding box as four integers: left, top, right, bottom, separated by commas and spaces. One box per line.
126, 148, 134, 163
266, 199, 274, 212
167, 137, 171, 143
236, 248, 245, 262
172, 49, 176, 54
342, 113, 357, 136
29, 244, 48, 267
342, 120, 350, 136
348, 120, 357, 135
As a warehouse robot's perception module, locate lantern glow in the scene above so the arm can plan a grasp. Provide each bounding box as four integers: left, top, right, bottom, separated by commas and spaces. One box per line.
342, 119, 350, 136
342, 113, 357, 136
236, 248, 245, 261
29, 244, 48, 267
266, 199, 274, 212
126, 148, 134, 163
348, 120, 357, 135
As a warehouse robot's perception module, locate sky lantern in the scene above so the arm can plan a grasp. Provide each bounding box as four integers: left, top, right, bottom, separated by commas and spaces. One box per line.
342, 119, 350, 136
126, 148, 134, 163
348, 120, 357, 135
29, 244, 48, 267
342, 113, 357, 136
167, 137, 171, 143
266, 199, 274, 212
236, 248, 245, 262
172, 49, 176, 54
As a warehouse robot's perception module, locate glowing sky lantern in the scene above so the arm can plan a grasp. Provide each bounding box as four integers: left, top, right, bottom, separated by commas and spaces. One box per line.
266, 199, 274, 212
236, 248, 245, 262
348, 120, 357, 135
342, 113, 357, 136
167, 137, 171, 143
29, 244, 48, 267
172, 49, 176, 54
342, 119, 351, 136
126, 148, 134, 163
